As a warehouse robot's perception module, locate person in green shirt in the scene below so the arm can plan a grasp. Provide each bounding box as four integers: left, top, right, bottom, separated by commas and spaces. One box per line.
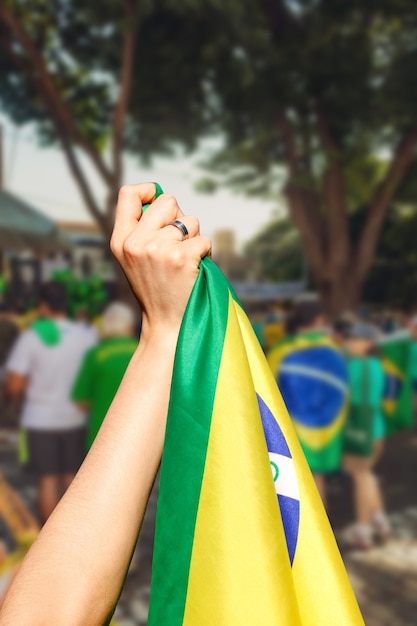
408, 315, 417, 396
72, 302, 138, 448
267, 298, 349, 509
341, 321, 392, 550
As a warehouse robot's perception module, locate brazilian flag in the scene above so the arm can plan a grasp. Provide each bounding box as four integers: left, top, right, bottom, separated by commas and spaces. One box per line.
378, 331, 413, 433
144, 186, 363, 625
267, 333, 348, 474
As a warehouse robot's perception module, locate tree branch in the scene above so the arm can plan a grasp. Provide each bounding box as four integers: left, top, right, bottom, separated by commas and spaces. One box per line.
277, 111, 299, 176
260, 0, 301, 39
284, 184, 325, 277
0, 3, 113, 186
355, 128, 417, 283
278, 111, 325, 275
111, 0, 137, 185
60, 135, 107, 232
315, 101, 350, 272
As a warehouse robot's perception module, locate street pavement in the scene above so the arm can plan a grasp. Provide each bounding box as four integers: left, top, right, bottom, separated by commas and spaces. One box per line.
1, 421, 416, 626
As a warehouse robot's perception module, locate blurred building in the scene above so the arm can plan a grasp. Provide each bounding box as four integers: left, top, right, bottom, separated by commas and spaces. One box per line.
212, 229, 252, 281
212, 227, 306, 306
0, 189, 69, 305
55, 221, 114, 281
0, 189, 115, 308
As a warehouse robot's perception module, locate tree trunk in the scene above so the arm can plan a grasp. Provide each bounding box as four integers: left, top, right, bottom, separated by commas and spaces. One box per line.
315, 271, 362, 319
279, 103, 417, 319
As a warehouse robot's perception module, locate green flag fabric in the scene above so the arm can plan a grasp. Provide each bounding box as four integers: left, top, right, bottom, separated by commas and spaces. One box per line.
378, 331, 413, 434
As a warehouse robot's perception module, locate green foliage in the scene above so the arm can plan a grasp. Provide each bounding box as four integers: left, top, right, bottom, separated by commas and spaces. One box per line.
0, 0, 123, 149
364, 205, 417, 310
247, 202, 417, 309
189, 1, 417, 222
2, 0, 417, 174
2, 0, 417, 297
0, 0, 247, 155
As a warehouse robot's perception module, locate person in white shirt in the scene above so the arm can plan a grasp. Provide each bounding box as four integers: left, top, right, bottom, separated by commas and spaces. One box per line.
5, 281, 97, 523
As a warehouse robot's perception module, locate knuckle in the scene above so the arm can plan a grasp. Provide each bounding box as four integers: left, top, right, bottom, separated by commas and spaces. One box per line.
169, 247, 185, 269
190, 215, 200, 232
142, 240, 159, 260
118, 184, 134, 199
161, 194, 178, 210
122, 236, 140, 259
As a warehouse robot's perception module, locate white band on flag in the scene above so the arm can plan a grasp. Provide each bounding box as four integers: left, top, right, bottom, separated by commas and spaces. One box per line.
279, 363, 349, 394
269, 453, 299, 501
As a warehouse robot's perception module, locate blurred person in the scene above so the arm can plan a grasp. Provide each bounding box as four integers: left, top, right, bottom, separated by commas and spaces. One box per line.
11, 298, 38, 333
248, 304, 266, 349
4, 281, 97, 524
408, 314, 417, 399
0, 183, 212, 625
332, 311, 358, 348
267, 298, 348, 507
263, 306, 286, 352
74, 303, 99, 344
0, 275, 6, 304
378, 321, 413, 431
341, 322, 391, 550
72, 302, 138, 448
0, 302, 20, 430
0, 302, 19, 377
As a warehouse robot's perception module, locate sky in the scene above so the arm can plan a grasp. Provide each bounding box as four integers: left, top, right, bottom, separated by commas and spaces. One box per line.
1, 115, 279, 251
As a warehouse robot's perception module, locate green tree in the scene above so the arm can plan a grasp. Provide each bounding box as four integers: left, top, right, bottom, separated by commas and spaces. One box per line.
0, 0, 215, 297
361, 156, 417, 310
2, 1, 417, 312
244, 217, 304, 283
364, 206, 417, 310
245, 203, 417, 311
194, 0, 417, 314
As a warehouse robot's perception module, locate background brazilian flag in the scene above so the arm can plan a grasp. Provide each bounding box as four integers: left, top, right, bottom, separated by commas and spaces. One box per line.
378, 331, 413, 434
145, 185, 363, 626
267, 333, 348, 473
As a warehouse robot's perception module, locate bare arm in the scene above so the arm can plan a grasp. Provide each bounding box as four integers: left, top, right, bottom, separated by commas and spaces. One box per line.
0, 183, 211, 626
4, 371, 27, 399
73, 400, 90, 412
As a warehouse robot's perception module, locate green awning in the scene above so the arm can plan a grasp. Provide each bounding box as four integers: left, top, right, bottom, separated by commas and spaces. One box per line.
0, 189, 69, 251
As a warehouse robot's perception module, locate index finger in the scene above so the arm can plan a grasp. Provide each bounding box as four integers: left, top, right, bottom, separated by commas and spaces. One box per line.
112, 182, 157, 248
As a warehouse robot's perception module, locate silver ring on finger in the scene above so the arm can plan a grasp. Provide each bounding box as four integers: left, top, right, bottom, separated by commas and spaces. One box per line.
167, 219, 189, 240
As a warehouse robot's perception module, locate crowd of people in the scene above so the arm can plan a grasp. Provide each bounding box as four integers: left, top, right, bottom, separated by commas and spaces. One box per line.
0, 282, 138, 525
1, 274, 415, 553
263, 298, 416, 550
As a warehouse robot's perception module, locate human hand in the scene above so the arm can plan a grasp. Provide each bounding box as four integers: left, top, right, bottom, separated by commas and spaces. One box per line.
110, 183, 211, 340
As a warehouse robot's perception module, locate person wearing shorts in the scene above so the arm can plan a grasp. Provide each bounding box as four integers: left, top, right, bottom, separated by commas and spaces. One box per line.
341, 321, 392, 550
24, 428, 86, 477
5, 281, 96, 524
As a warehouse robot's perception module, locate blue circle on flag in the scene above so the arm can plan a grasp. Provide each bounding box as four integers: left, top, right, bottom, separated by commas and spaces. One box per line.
278, 346, 347, 428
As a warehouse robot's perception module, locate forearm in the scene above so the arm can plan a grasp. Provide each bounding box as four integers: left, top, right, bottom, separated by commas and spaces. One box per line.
0, 331, 178, 626
0, 182, 211, 625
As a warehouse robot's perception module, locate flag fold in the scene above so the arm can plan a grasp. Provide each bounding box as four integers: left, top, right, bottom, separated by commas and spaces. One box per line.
146, 186, 363, 625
